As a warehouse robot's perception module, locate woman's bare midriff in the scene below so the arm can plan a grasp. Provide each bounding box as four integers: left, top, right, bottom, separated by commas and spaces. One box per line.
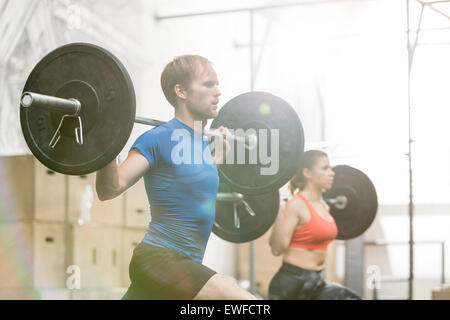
282, 246, 327, 271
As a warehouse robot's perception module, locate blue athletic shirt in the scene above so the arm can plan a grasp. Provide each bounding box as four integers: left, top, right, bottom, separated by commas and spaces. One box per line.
130, 118, 219, 263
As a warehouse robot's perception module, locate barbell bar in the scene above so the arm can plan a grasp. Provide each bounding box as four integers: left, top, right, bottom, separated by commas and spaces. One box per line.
21, 91, 258, 150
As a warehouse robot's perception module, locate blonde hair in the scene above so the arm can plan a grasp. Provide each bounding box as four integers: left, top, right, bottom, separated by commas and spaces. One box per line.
160, 55, 212, 108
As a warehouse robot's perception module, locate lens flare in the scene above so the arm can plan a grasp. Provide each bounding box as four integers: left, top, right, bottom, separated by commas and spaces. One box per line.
258, 103, 271, 116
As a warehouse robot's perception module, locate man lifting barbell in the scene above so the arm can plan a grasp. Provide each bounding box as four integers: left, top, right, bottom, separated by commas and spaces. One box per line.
95, 55, 257, 300
19, 43, 306, 300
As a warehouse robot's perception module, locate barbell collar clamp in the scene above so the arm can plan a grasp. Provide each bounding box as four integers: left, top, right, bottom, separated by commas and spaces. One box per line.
49, 114, 84, 148
241, 200, 256, 217
233, 203, 240, 229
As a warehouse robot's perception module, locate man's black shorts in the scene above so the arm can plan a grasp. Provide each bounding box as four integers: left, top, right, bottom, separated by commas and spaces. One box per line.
122, 242, 217, 300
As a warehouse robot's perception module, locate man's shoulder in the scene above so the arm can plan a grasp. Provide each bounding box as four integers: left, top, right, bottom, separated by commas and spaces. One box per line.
140, 119, 192, 138
138, 124, 172, 141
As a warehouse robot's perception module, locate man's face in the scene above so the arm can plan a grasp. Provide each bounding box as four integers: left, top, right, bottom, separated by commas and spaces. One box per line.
184, 62, 221, 120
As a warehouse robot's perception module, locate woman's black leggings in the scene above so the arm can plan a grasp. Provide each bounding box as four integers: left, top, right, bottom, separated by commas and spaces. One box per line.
268, 262, 361, 300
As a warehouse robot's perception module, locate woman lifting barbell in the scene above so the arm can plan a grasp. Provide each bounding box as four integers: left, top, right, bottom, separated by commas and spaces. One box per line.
268, 150, 361, 300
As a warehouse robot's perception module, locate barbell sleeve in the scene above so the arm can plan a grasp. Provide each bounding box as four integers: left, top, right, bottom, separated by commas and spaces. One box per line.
22, 92, 257, 149
216, 192, 244, 203
21, 92, 81, 115
325, 195, 348, 210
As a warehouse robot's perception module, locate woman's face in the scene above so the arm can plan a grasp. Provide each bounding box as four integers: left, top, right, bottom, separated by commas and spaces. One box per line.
304, 156, 335, 190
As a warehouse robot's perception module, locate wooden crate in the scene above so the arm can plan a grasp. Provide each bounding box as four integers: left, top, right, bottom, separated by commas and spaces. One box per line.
0, 155, 66, 222
70, 287, 127, 300
35, 288, 71, 300
33, 222, 67, 287
67, 225, 122, 288
124, 179, 150, 229
0, 221, 66, 288
67, 174, 124, 227
236, 228, 282, 297
0, 155, 34, 221
34, 160, 66, 222
121, 228, 146, 287
0, 221, 34, 287
0, 287, 41, 300
431, 286, 450, 300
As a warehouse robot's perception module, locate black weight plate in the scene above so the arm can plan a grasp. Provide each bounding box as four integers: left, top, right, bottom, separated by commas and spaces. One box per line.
323, 165, 378, 240
212, 183, 280, 243
20, 43, 135, 175
210, 91, 304, 195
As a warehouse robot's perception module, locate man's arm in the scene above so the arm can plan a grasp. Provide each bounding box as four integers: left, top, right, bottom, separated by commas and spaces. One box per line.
96, 149, 150, 201
211, 126, 232, 165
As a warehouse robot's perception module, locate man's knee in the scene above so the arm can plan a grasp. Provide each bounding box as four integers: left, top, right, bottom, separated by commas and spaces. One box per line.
194, 274, 256, 300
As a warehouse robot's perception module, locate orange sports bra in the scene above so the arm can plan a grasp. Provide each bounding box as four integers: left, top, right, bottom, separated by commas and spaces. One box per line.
289, 193, 338, 251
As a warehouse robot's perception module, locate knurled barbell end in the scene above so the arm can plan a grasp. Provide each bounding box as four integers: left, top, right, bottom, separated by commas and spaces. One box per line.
216, 192, 245, 204
68, 98, 82, 116
20, 91, 82, 116
325, 195, 348, 210
21, 92, 33, 108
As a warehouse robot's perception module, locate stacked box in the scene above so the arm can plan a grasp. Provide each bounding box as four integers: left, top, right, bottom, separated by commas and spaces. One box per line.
431, 287, 450, 300
121, 228, 146, 287
66, 225, 123, 289
236, 228, 282, 297
121, 179, 149, 287
67, 174, 124, 226
124, 179, 150, 229
0, 156, 67, 294
0, 221, 66, 289
0, 155, 151, 299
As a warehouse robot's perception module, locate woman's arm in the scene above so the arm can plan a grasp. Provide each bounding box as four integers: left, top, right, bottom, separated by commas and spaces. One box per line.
96, 149, 150, 201
269, 197, 307, 256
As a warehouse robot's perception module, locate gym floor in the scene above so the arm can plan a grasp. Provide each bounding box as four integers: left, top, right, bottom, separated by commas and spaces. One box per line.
0, 0, 449, 301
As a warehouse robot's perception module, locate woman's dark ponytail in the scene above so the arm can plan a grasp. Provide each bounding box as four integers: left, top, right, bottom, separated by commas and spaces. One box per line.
288, 150, 328, 195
